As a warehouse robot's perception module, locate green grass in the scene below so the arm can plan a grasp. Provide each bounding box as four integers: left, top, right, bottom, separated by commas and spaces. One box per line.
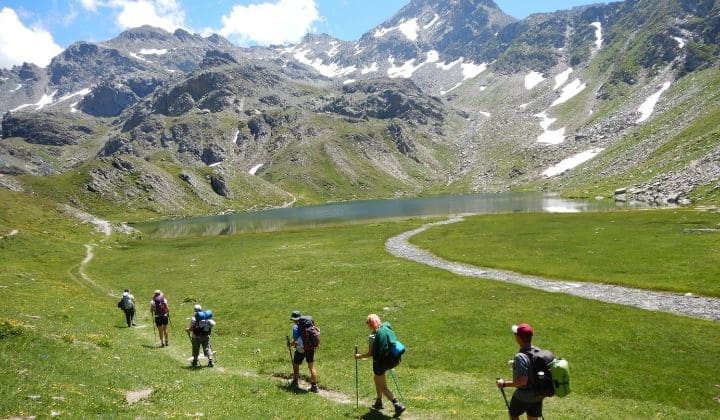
2, 192, 719, 418
410, 209, 720, 297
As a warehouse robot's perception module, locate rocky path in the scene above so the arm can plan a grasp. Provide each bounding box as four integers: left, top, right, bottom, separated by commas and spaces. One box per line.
386, 217, 720, 322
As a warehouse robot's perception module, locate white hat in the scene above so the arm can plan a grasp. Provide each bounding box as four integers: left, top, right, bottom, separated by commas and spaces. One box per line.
194, 304, 202, 311
122, 292, 129, 297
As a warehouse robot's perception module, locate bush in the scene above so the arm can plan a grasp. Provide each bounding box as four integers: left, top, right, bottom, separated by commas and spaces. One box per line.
0, 318, 26, 339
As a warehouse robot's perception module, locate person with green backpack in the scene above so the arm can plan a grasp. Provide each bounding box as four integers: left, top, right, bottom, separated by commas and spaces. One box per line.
496, 323, 544, 420
355, 313, 405, 417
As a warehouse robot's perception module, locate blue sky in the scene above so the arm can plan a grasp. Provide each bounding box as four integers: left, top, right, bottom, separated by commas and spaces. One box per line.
0, 0, 608, 69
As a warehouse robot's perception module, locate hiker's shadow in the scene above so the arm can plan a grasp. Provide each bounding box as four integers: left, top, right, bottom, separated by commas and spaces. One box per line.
278, 384, 310, 395
359, 410, 392, 420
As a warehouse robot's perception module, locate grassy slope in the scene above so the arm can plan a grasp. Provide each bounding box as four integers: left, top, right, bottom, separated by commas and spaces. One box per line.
410, 209, 720, 296
2, 191, 717, 418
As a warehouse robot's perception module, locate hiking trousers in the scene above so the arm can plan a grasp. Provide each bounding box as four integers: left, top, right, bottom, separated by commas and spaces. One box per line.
191, 334, 213, 361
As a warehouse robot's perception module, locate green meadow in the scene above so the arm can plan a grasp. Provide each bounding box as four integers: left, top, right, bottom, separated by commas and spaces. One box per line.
1, 188, 719, 418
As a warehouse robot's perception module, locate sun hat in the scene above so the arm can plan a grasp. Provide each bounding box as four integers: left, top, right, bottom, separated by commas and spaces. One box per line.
512, 323, 534, 338
122, 292, 129, 297
154, 290, 162, 295
290, 310, 301, 321
194, 304, 202, 311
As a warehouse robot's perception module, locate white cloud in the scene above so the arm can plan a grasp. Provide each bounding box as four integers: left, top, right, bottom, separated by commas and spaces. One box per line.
108, 0, 186, 32
0, 8, 63, 69
218, 0, 320, 46
79, 0, 101, 12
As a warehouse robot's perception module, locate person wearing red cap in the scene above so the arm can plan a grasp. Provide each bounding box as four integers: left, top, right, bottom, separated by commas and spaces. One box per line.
496, 323, 543, 420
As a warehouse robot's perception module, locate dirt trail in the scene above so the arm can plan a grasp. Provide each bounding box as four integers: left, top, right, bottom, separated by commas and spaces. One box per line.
386, 217, 720, 322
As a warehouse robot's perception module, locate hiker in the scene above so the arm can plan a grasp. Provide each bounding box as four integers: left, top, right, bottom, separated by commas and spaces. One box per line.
150, 290, 170, 347
186, 304, 215, 367
287, 310, 319, 392
117, 289, 136, 327
496, 323, 544, 420
355, 313, 405, 416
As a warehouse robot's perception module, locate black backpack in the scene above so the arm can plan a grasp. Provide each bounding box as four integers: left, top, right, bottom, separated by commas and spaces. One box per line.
298, 316, 320, 352
522, 347, 555, 397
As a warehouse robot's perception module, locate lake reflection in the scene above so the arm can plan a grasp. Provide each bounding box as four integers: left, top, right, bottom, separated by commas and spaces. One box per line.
133, 192, 635, 238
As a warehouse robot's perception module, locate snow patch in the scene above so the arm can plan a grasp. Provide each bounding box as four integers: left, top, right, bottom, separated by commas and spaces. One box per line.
387, 57, 420, 79
11, 83, 22, 92
436, 58, 462, 71
425, 50, 439, 63
440, 83, 462, 95
70, 101, 80, 113
343, 79, 356, 85
554, 68, 573, 90
57, 88, 91, 103
551, 79, 586, 107
11, 90, 58, 112
424, 14, 440, 30
398, 18, 419, 41
374, 26, 392, 38
673, 37, 685, 48
591, 22, 603, 49
636, 82, 671, 123
543, 148, 605, 177
249, 163, 263, 175
478, 111, 491, 117
326, 41, 340, 58
519, 103, 529, 109
534, 112, 565, 144
461, 61, 487, 80
361, 62, 379, 74
139, 48, 168, 55
129, 52, 151, 62
525, 71, 544, 90
208, 162, 222, 167
293, 49, 356, 77
233, 129, 240, 145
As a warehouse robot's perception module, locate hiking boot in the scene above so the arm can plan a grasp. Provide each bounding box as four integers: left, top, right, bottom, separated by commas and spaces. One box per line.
309, 384, 318, 393
191, 359, 198, 367
288, 379, 298, 388
372, 399, 383, 410
393, 402, 406, 417
207, 361, 214, 368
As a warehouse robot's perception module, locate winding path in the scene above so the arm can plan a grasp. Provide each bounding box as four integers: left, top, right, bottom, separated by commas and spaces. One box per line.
386, 217, 720, 322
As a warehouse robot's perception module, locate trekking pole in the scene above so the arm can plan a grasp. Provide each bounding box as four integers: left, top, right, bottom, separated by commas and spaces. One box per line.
497, 378, 510, 412
354, 345, 359, 408
388, 370, 405, 404
285, 335, 293, 364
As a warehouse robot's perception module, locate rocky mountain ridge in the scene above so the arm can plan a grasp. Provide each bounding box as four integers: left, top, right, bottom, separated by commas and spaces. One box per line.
0, 0, 718, 219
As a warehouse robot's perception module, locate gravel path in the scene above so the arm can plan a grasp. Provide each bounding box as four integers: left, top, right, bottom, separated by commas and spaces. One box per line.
386, 217, 720, 322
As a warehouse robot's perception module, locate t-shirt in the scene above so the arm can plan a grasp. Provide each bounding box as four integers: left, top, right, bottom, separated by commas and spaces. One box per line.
513, 345, 543, 402
292, 324, 305, 353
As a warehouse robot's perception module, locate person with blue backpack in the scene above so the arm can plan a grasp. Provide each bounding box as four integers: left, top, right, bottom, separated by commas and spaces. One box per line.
117, 289, 136, 327
355, 313, 405, 417
186, 304, 215, 367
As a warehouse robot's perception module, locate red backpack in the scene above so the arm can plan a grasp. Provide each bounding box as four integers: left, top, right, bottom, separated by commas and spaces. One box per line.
153, 296, 169, 316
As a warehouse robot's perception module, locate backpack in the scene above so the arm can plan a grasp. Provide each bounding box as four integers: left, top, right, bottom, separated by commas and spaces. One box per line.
121, 295, 134, 310
193, 310, 214, 335
377, 322, 404, 370
522, 347, 571, 398
298, 316, 320, 352
153, 296, 169, 316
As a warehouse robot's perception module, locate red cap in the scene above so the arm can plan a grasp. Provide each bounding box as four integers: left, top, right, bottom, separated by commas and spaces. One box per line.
512, 323, 534, 338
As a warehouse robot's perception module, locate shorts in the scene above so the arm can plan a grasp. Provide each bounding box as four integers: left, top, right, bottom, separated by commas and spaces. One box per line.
154, 315, 169, 326
509, 392, 543, 418
293, 350, 315, 364
373, 359, 387, 376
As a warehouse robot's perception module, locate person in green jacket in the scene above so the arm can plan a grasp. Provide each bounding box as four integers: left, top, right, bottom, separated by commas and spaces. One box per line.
355, 313, 405, 416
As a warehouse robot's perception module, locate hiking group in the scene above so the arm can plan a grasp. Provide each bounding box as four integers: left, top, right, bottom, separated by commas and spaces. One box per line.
118, 291, 569, 418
